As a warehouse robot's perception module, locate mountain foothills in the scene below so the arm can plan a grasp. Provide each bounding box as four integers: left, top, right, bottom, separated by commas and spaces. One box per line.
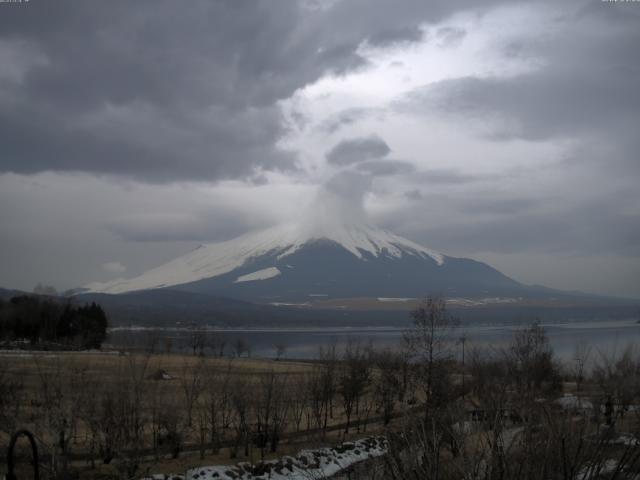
85, 222, 533, 302
2, 219, 637, 328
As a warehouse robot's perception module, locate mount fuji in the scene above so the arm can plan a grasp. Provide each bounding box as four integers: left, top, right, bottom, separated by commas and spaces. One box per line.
85, 221, 533, 302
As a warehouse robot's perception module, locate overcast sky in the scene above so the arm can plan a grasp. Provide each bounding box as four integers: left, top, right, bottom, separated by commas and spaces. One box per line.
1, 0, 639, 298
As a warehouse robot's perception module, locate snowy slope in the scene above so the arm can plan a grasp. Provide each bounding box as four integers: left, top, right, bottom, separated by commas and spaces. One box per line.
85, 223, 444, 294
142, 436, 387, 480
234, 267, 281, 283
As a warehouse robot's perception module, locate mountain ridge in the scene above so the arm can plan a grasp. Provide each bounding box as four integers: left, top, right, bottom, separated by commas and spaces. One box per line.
81, 222, 636, 305
85, 222, 446, 295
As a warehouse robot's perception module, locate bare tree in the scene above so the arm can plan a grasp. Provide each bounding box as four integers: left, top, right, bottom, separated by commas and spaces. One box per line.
146, 370, 167, 461
383, 331, 618, 480
77, 370, 102, 469
372, 349, 403, 426
145, 329, 160, 354
229, 376, 252, 459
505, 322, 560, 407
0, 357, 23, 437
274, 341, 287, 360
307, 367, 327, 433
164, 336, 173, 355
289, 373, 310, 433
317, 344, 338, 435
99, 354, 151, 478
180, 357, 205, 428
573, 340, 592, 395
204, 359, 234, 454
338, 341, 371, 433
188, 330, 206, 356
593, 344, 640, 425
233, 338, 250, 358
254, 370, 289, 458
158, 407, 183, 459
32, 356, 74, 478
404, 295, 458, 416
208, 333, 227, 357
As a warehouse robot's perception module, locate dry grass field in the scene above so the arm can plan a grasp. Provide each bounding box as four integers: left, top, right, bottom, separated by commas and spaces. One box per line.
0, 348, 395, 479
4, 319, 638, 480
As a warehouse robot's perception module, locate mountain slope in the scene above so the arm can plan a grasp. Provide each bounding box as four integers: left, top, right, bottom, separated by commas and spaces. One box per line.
85, 222, 530, 302
86, 223, 443, 292
172, 240, 523, 301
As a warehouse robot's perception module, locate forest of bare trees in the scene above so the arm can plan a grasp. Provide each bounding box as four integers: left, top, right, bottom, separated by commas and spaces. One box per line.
2, 297, 640, 479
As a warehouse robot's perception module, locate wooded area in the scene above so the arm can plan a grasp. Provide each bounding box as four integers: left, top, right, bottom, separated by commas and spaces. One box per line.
1, 297, 640, 479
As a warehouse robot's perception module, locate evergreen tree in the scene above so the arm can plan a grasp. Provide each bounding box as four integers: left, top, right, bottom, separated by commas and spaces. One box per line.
0, 296, 109, 349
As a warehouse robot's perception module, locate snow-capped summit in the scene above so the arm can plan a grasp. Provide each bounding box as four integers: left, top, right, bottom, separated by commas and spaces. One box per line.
85, 222, 445, 295
84, 214, 529, 302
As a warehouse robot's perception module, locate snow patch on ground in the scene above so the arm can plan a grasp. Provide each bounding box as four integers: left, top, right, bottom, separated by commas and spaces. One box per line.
234, 267, 281, 283
576, 459, 621, 479
142, 437, 387, 480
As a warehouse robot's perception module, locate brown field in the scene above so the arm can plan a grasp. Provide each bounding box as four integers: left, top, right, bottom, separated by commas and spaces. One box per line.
0, 349, 394, 479
3, 319, 636, 480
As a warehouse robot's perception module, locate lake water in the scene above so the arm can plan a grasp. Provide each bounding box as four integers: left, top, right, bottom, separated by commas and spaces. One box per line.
107, 319, 640, 366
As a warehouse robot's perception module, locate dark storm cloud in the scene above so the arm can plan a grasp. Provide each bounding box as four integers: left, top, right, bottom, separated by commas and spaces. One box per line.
2, 0, 639, 297
317, 0, 506, 48
325, 135, 391, 166
0, 102, 295, 182
410, 69, 639, 144
414, 205, 640, 257
108, 209, 266, 243
318, 107, 380, 134
0, 0, 503, 182
0, 1, 310, 181
402, 3, 640, 153
404, 189, 422, 200
367, 25, 424, 46
387, 2, 640, 282
381, 181, 640, 258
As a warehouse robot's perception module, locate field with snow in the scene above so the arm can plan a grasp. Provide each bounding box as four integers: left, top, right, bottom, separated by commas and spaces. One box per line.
144, 437, 387, 480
